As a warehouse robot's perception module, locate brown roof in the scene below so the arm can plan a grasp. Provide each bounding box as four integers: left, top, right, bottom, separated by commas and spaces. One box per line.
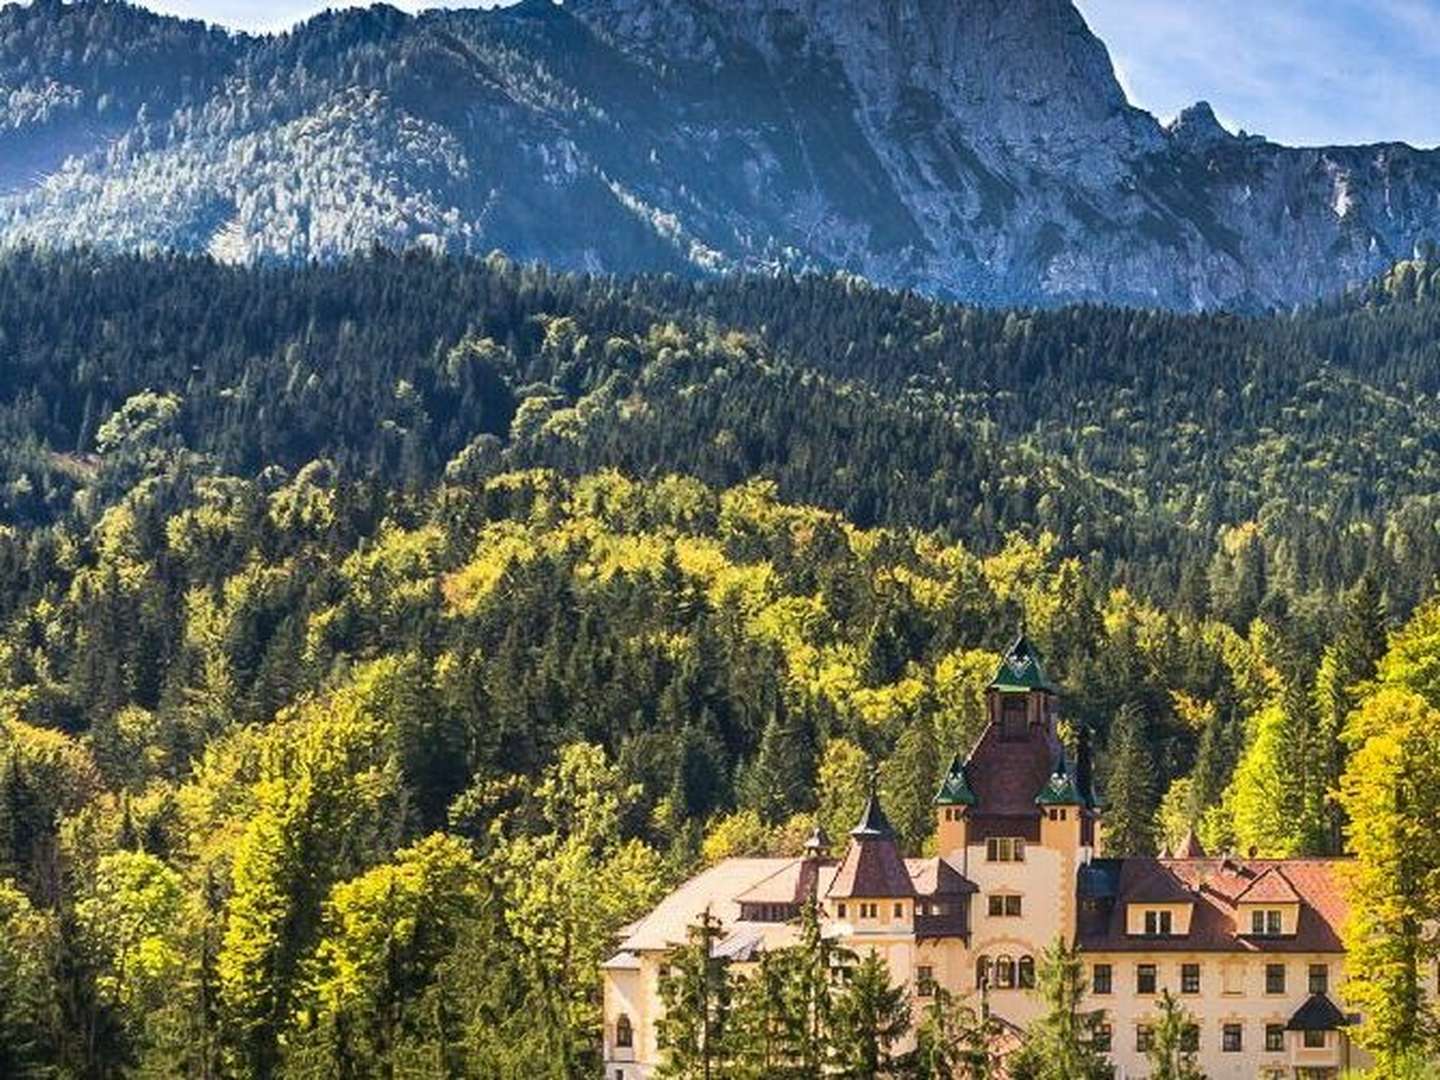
1078, 857, 1349, 953
907, 857, 979, 896
1125, 863, 1194, 904
962, 716, 1064, 819
828, 833, 916, 899
1235, 866, 1303, 904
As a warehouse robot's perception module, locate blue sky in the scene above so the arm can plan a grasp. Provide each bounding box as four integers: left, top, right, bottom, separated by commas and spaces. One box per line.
124, 0, 1440, 148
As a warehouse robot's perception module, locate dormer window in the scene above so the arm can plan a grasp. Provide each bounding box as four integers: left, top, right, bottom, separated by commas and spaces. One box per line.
1144, 909, 1174, 936
1251, 909, 1284, 937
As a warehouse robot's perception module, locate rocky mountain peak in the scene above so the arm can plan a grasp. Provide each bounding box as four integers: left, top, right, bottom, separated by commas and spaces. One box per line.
0, 0, 1438, 310
1167, 100, 1236, 149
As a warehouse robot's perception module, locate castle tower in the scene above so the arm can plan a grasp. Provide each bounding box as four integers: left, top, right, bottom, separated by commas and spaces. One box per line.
935, 753, 977, 864
826, 792, 917, 932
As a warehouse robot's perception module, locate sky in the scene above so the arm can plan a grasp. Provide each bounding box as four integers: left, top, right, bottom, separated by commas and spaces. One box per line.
110, 0, 1440, 149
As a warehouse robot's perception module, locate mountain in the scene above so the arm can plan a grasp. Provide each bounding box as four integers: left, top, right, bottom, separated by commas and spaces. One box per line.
1, 0, 1438, 309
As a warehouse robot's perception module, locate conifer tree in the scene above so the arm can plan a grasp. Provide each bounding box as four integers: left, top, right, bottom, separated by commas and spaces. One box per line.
656, 909, 733, 1080
1146, 990, 1205, 1080
1009, 938, 1109, 1080
738, 703, 814, 827
913, 986, 1002, 1080
1101, 703, 1158, 856
827, 951, 911, 1079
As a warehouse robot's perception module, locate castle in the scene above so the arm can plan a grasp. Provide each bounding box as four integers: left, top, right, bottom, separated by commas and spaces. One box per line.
602, 636, 1363, 1078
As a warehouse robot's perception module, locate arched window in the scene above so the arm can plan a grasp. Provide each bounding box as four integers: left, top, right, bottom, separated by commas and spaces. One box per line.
1018, 956, 1036, 989
995, 956, 1016, 989
976, 955, 992, 989
616, 1014, 633, 1049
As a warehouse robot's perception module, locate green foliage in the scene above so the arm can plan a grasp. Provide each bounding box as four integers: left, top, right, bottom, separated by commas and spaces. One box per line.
1010, 938, 1110, 1080
1146, 990, 1205, 1080
827, 951, 912, 1079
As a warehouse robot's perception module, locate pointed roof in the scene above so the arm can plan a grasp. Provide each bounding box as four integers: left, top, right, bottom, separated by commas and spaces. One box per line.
827, 793, 916, 900
1287, 994, 1350, 1032
989, 633, 1056, 693
1176, 830, 1207, 859
934, 754, 978, 807
1035, 766, 1085, 806
1236, 866, 1302, 904
851, 794, 895, 839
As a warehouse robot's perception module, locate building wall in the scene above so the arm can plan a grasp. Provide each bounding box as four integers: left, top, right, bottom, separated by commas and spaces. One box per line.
1081, 950, 1366, 1079
603, 955, 662, 1080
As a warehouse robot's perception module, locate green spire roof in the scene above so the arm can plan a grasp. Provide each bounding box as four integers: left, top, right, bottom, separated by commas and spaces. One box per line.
933, 754, 977, 807
990, 633, 1056, 693
1035, 768, 1085, 807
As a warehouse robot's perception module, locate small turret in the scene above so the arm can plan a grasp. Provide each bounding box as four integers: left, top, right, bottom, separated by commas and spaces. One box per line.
826, 791, 916, 928
935, 753, 976, 859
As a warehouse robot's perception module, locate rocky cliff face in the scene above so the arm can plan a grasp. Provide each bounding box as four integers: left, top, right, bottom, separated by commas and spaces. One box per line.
1, 0, 1437, 309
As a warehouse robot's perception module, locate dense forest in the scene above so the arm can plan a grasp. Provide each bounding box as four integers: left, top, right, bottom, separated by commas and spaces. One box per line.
1, 248, 1440, 1074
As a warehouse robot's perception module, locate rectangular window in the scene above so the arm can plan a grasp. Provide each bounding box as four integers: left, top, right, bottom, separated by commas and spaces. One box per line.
1223, 1023, 1243, 1052
917, 966, 935, 997
838, 903, 847, 919
1093, 964, 1113, 995
1137, 964, 1157, 995
1095, 1023, 1112, 1053
1266, 963, 1287, 995
1267, 909, 1283, 936
1144, 910, 1174, 936
1136, 1025, 1154, 1052
894, 902, 904, 919
1303, 1029, 1326, 1049
1181, 963, 1200, 994
1265, 1024, 1286, 1052
986, 837, 1026, 863
1006, 895, 1022, 917
1309, 963, 1329, 996
1181, 1025, 1199, 1053
989, 895, 1004, 917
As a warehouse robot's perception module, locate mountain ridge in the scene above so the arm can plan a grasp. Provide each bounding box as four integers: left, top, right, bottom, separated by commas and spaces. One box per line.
1, 0, 1438, 309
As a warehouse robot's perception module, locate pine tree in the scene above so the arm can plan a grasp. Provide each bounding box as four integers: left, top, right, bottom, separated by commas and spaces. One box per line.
1146, 990, 1205, 1080
1101, 703, 1157, 856
738, 703, 814, 827
1008, 938, 1109, 1080
656, 909, 733, 1080
1313, 572, 1389, 851
827, 951, 911, 1079
786, 898, 850, 1077
729, 949, 800, 1080
913, 986, 1002, 1080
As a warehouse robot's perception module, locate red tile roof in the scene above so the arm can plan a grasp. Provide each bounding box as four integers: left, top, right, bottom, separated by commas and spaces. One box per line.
1078, 857, 1349, 953
1235, 866, 1303, 904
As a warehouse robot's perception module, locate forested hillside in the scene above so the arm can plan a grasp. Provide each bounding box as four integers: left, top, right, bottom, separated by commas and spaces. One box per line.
0, 248, 1439, 1073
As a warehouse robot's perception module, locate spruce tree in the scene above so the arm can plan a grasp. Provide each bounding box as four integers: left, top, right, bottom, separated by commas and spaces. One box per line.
1101, 703, 1158, 856
1146, 991, 1205, 1080
827, 951, 911, 1079
656, 910, 733, 1080
1009, 938, 1109, 1080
